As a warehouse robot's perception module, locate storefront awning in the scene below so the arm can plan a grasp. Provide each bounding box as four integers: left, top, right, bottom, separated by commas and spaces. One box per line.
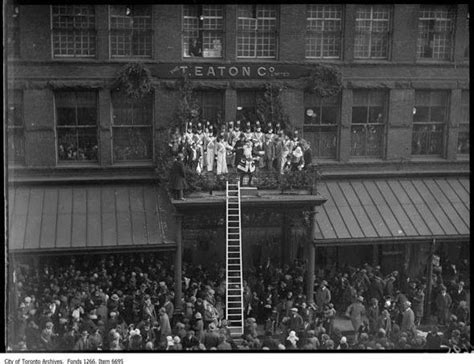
7, 183, 176, 254
314, 177, 469, 246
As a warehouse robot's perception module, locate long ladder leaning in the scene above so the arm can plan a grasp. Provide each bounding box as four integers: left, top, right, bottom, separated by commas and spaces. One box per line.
225, 180, 244, 337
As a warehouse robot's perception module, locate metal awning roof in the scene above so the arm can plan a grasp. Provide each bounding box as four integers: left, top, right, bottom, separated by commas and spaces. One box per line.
7, 183, 176, 254
314, 177, 470, 245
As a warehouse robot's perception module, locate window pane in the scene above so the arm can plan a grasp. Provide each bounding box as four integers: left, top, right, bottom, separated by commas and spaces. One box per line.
52, 5, 96, 57
237, 5, 277, 58
368, 107, 384, 123
412, 124, 444, 155
110, 5, 152, 57
457, 124, 469, 154
413, 106, 430, 123
417, 5, 455, 60
352, 107, 368, 123
57, 127, 98, 161
351, 125, 367, 156
304, 127, 337, 159
430, 107, 446, 122
353, 90, 368, 105
415, 91, 431, 105
113, 127, 153, 161
321, 106, 338, 124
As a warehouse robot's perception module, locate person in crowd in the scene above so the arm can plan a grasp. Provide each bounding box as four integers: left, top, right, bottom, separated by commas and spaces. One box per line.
10, 252, 469, 352
345, 296, 366, 336
400, 301, 416, 336
435, 285, 452, 326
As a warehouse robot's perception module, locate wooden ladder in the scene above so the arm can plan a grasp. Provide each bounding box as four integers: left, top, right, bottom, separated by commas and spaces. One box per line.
225, 180, 244, 337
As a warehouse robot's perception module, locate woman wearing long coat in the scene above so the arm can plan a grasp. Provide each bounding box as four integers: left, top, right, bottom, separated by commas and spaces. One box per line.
345, 297, 366, 333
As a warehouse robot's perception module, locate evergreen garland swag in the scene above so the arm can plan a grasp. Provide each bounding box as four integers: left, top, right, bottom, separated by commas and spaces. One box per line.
306, 64, 342, 98
114, 63, 153, 99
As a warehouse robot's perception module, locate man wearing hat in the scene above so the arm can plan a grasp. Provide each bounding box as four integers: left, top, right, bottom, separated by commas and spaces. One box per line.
287, 307, 304, 337
435, 285, 452, 326
315, 280, 331, 312
400, 301, 416, 336
345, 296, 366, 335
169, 152, 187, 200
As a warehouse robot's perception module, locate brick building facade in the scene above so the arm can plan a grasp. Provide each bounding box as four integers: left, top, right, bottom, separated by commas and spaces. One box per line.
5, 4, 470, 274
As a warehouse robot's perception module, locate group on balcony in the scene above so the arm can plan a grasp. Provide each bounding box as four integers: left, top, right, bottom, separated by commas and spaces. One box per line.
168, 120, 313, 182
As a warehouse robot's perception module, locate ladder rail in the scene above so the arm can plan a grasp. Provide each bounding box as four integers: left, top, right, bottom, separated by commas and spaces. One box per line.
225, 180, 244, 337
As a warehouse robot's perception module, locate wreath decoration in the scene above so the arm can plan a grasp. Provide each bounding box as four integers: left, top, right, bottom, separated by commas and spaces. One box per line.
113, 62, 153, 99
306, 64, 342, 98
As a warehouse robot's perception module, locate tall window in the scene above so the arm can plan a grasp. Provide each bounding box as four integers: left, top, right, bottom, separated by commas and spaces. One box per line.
110, 5, 152, 58
354, 5, 390, 59
7, 90, 25, 164
417, 5, 455, 61
7, 4, 20, 57
305, 5, 342, 59
237, 90, 264, 122
111, 92, 153, 162
55, 91, 98, 162
183, 5, 224, 58
196, 91, 224, 123
412, 91, 449, 156
303, 93, 340, 159
237, 5, 277, 59
351, 90, 387, 157
457, 91, 469, 155
51, 5, 96, 57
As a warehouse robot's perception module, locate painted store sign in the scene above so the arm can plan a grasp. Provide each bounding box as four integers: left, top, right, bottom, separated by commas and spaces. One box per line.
151, 63, 311, 79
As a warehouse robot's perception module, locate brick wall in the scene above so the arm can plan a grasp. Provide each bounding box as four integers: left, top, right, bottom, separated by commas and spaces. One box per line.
7, 4, 470, 172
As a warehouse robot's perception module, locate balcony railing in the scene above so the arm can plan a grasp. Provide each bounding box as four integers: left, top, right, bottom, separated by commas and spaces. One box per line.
183, 164, 321, 195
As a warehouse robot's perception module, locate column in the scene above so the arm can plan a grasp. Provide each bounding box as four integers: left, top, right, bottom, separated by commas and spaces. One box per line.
424, 239, 436, 323
174, 213, 183, 312
306, 206, 317, 304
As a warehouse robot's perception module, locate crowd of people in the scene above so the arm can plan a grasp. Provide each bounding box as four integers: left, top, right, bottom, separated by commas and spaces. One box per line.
9, 251, 470, 352
168, 119, 312, 180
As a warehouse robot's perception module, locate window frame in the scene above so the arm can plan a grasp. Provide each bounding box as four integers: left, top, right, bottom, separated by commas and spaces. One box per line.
354, 5, 392, 60
303, 93, 340, 159
111, 92, 154, 163
50, 5, 97, 58
350, 89, 388, 158
236, 4, 279, 59
457, 90, 469, 155
182, 4, 225, 59
54, 90, 99, 164
416, 5, 456, 62
108, 5, 153, 59
411, 90, 450, 157
305, 4, 343, 60
7, 90, 25, 165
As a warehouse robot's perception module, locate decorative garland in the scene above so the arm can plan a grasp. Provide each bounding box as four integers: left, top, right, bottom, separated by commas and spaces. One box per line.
306, 64, 343, 98
113, 62, 153, 99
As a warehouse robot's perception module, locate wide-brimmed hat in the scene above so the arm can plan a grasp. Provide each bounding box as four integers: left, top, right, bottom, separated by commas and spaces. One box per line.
357, 296, 364, 302
111, 294, 119, 301
195, 312, 202, 319
290, 307, 298, 313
